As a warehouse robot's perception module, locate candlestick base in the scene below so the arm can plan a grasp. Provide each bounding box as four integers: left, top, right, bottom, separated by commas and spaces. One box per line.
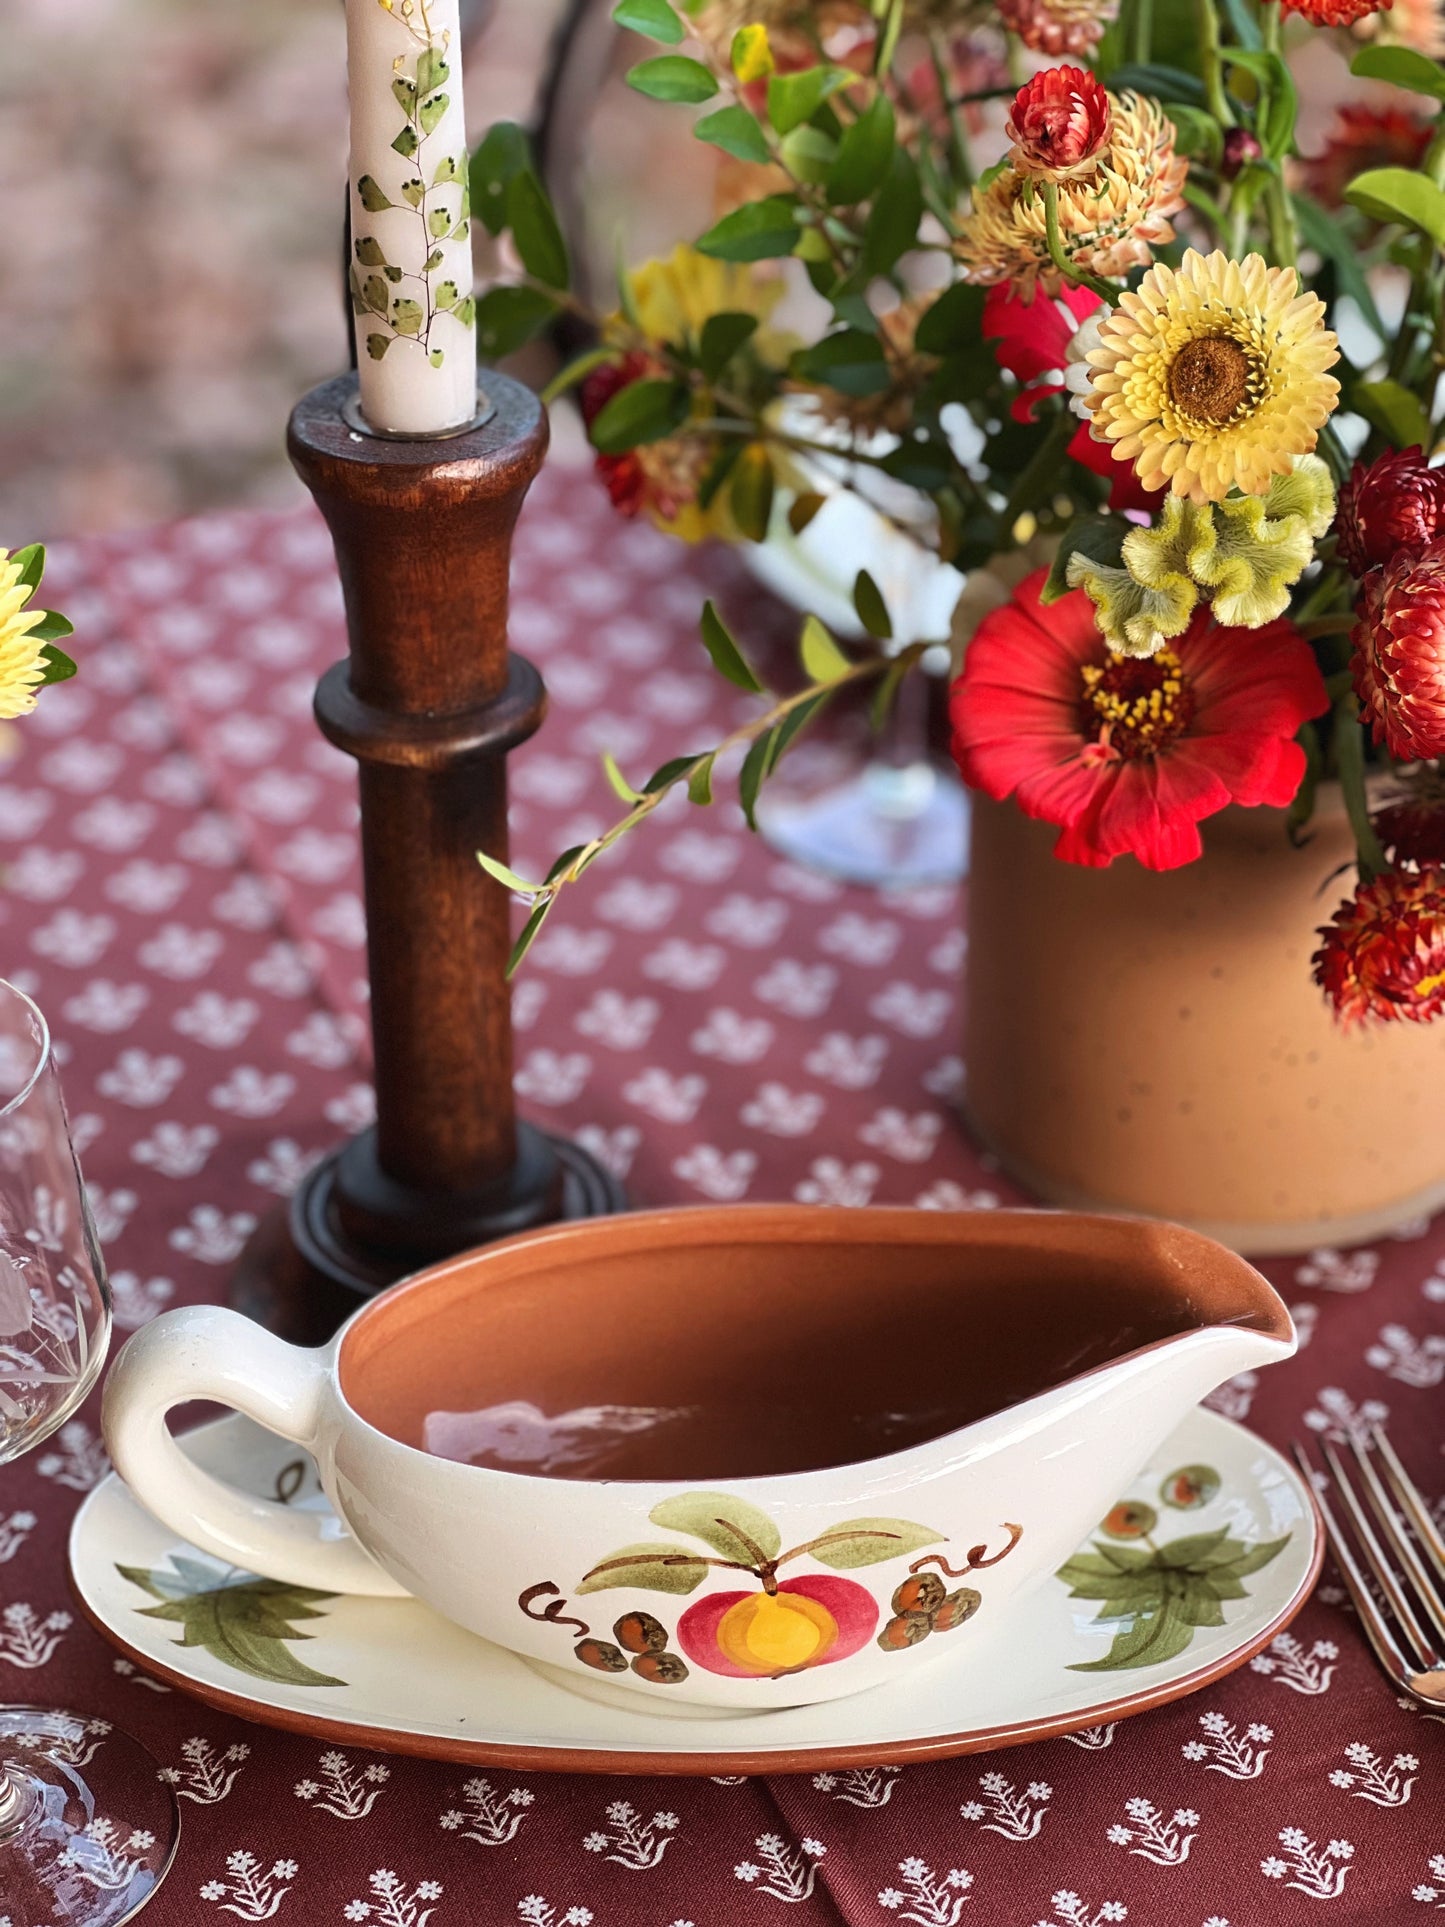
232, 1129, 627, 1345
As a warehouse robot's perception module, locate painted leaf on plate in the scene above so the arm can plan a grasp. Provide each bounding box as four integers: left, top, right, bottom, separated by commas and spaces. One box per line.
117, 1558, 345, 1688
1059, 1527, 1290, 1672
1074, 1591, 1197, 1672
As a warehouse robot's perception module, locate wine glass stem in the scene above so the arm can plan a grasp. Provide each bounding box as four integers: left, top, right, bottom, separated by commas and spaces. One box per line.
0, 1757, 36, 1840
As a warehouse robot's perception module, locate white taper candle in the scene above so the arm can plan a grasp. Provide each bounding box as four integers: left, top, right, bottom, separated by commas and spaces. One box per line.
345, 0, 476, 435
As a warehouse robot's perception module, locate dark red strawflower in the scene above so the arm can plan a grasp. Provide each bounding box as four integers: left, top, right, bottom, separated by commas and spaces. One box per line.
1221, 128, 1262, 179
1351, 538, 1445, 762
1284, 0, 1390, 23
1006, 65, 1111, 180
1373, 790, 1445, 867
1313, 866, 1445, 1026
580, 352, 654, 517
1334, 446, 1445, 578
1302, 103, 1431, 211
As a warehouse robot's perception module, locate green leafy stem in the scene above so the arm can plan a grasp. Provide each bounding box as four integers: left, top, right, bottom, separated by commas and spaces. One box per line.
481, 597, 927, 973
349, 30, 474, 368
10, 543, 77, 687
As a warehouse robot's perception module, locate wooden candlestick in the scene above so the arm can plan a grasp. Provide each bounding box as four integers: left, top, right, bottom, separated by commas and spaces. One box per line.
233, 370, 625, 1342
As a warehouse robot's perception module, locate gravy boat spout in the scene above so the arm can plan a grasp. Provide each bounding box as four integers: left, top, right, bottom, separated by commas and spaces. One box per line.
973, 1214, 1298, 1452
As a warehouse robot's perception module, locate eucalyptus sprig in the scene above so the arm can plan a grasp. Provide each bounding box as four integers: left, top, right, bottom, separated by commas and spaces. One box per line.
480, 589, 923, 974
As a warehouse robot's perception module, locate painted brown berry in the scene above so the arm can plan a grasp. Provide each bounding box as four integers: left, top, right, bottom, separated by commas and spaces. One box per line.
631, 1650, 689, 1684
574, 1638, 627, 1673
892, 1573, 945, 1616
877, 1611, 932, 1652
614, 1610, 669, 1655
932, 1587, 982, 1632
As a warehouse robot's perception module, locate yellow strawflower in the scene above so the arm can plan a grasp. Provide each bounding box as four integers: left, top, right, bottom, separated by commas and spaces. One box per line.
1067, 249, 1340, 504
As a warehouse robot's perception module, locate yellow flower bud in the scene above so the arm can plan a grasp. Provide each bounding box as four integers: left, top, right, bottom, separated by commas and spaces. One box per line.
730, 24, 774, 84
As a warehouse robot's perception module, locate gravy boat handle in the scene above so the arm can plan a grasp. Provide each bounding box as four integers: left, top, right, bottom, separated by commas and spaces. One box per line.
102, 1304, 407, 1595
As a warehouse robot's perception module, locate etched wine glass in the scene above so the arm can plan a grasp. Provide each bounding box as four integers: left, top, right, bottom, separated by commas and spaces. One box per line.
0, 979, 177, 1923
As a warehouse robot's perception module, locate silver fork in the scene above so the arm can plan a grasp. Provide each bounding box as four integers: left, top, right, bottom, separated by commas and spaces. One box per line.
1293, 1427, 1445, 1706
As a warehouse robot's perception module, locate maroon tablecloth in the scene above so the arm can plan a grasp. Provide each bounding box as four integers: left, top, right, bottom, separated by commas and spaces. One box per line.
1, 467, 1441, 1925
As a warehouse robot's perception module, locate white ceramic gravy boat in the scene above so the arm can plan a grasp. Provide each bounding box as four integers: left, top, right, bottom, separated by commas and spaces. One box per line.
101, 1206, 1295, 1711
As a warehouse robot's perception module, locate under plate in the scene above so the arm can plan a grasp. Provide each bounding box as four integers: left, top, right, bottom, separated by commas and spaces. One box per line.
69, 1407, 1320, 1775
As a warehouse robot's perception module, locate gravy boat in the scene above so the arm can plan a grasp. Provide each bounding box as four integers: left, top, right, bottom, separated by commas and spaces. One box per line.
102, 1206, 1295, 1712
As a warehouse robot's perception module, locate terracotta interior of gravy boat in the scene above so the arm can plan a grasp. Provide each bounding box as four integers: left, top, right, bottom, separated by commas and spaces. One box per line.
338, 1206, 1290, 1483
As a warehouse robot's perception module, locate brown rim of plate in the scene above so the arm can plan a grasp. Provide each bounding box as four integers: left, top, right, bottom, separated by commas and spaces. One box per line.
67, 1486, 1323, 1779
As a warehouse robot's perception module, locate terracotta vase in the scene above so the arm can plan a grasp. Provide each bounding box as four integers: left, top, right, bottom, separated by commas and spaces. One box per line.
963, 787, 1445, 1254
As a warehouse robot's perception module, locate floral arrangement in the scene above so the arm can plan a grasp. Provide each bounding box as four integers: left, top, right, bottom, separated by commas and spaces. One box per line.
473, 0, 1445, 1025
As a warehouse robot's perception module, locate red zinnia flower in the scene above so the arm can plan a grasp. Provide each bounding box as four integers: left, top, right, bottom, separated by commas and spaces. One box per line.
950, 572, 1329, 871
1313, 866, 1445, 1025
1351, 538, 1445, 762
1006, 66, 1111, 181
1334, 446, 1445, 578
1284, 0, 1390, 23
982, 286, 1160, 515
1302, 103, 1430, 211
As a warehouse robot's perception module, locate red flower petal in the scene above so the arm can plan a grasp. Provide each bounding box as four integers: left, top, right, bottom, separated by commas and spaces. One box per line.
1066, 422, 1162, 515
984, 284, 1099, 423
1014, 752, 1106, 829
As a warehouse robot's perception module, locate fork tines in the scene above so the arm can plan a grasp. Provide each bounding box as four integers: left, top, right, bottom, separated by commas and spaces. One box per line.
1292, 1427, 1445, 1705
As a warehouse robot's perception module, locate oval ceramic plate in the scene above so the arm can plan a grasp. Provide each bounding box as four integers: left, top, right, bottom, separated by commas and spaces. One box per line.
69, 1407, 1321, 1775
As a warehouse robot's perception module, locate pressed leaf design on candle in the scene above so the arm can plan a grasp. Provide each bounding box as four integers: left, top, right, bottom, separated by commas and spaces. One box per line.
348, 0, 475, 389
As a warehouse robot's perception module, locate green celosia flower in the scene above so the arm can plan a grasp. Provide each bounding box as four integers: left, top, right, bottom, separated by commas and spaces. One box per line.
1068, 456, 1335, 655
1255, 454, 1337, 539
1068, 542, 1198, 657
